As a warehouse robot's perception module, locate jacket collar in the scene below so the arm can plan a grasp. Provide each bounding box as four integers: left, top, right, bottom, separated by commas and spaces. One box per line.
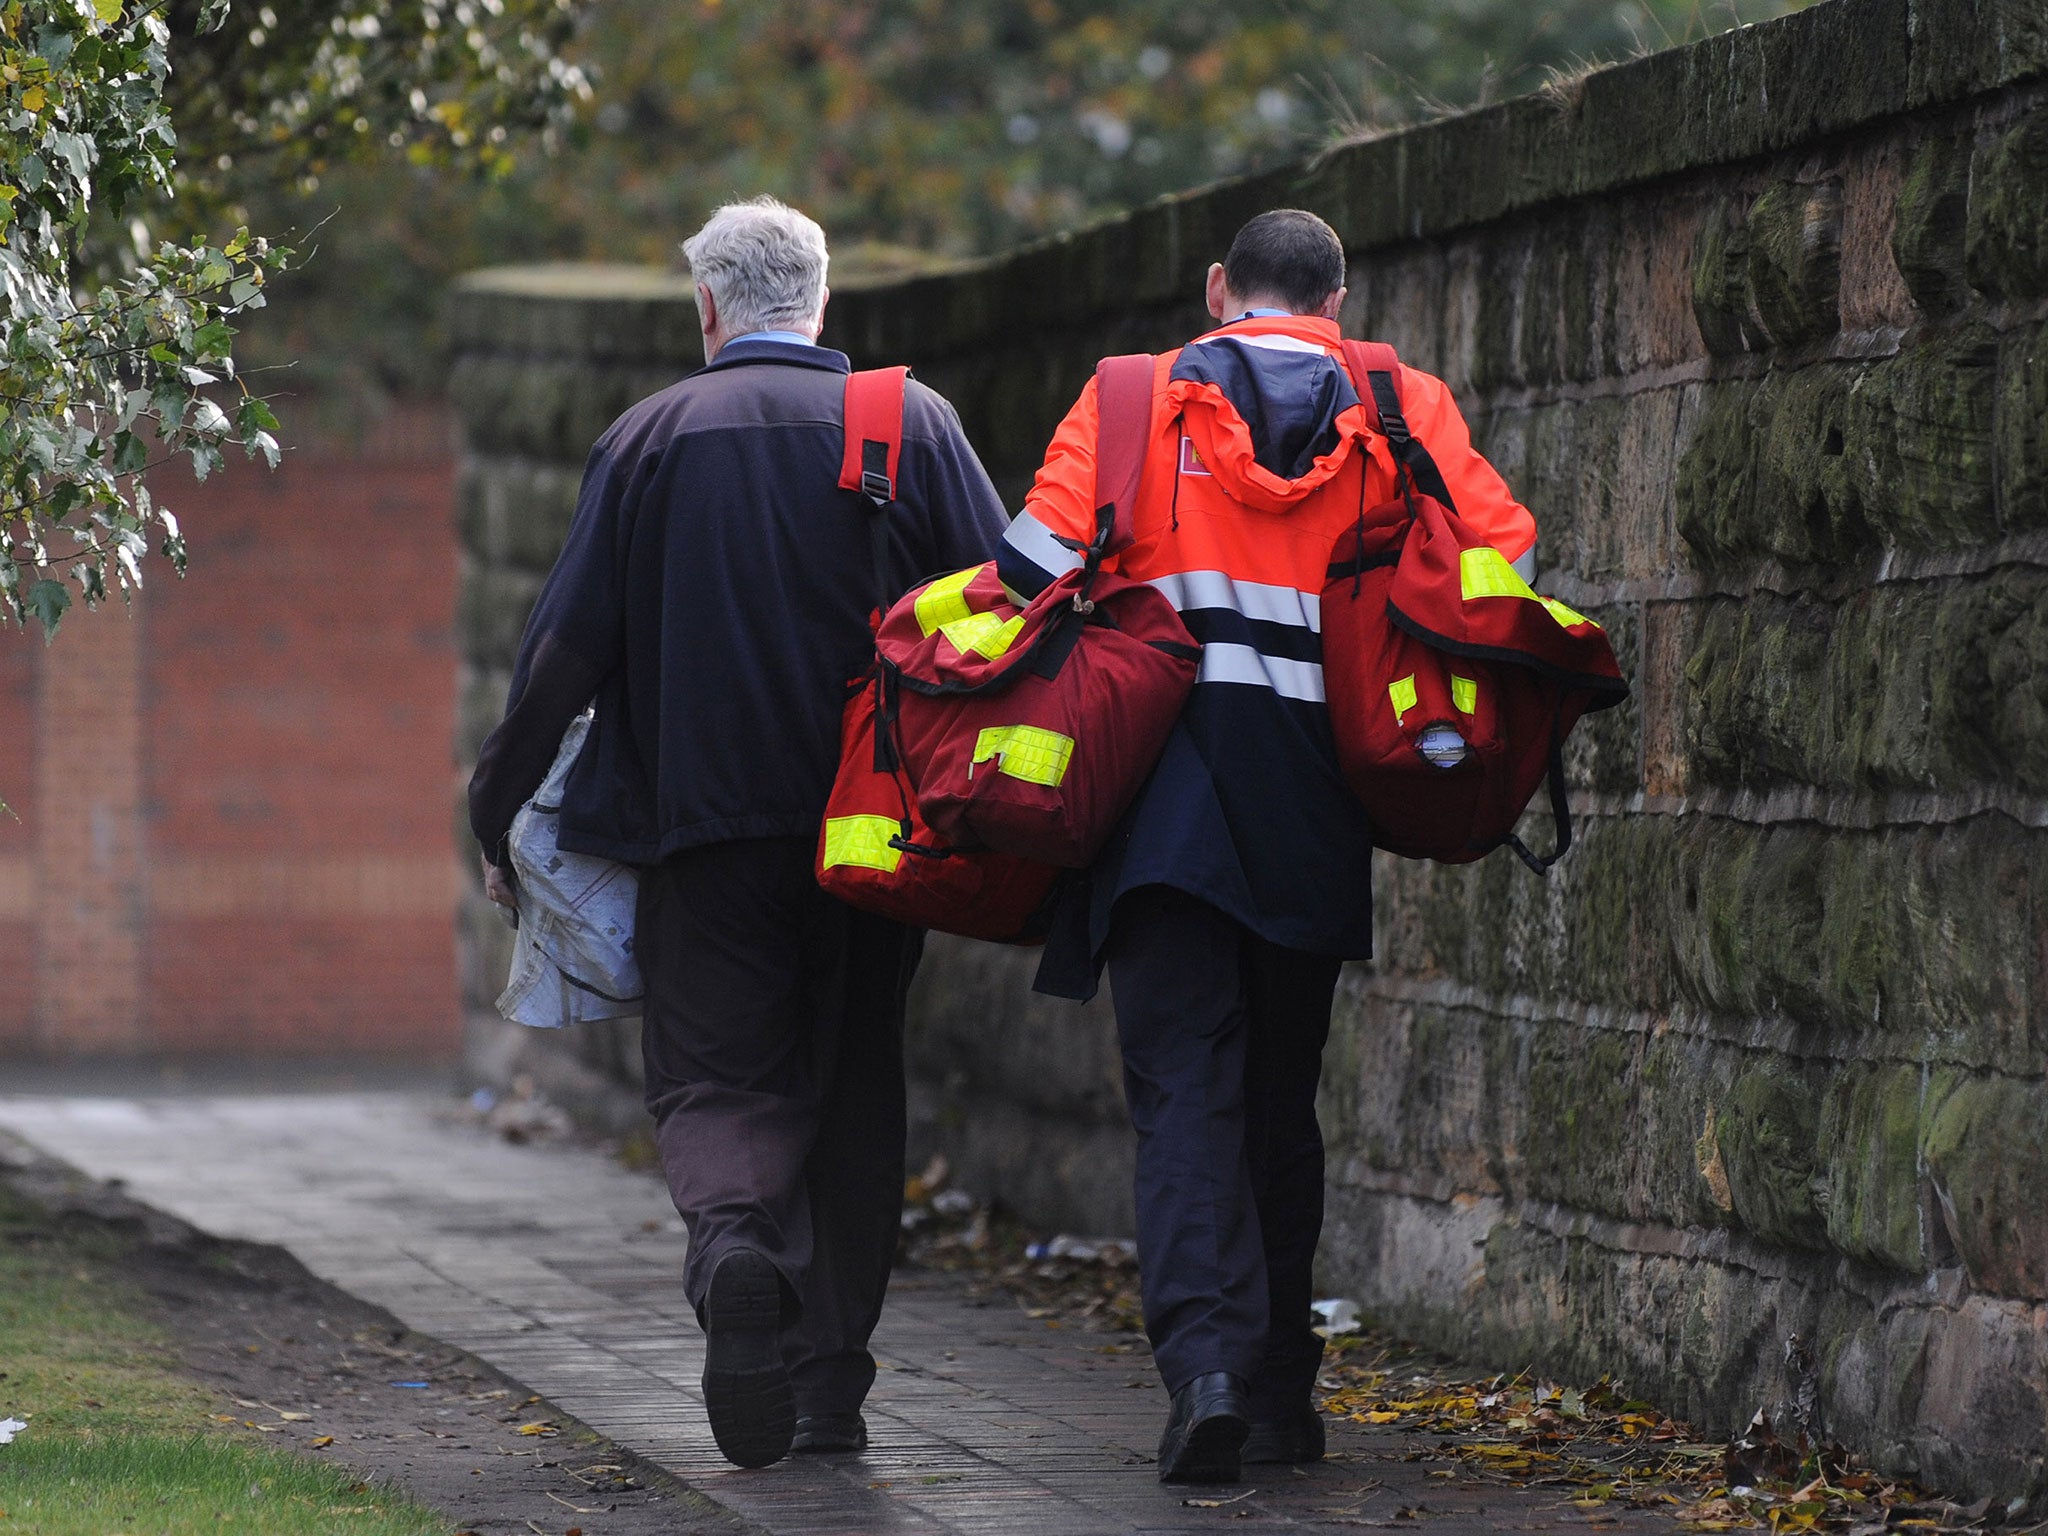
695, 338, 852, 377
1191, 312, 1343, 349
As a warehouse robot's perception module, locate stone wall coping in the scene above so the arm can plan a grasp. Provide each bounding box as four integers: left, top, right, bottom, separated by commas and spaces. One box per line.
454, 262, 697, 300
447, 0, 2046, 367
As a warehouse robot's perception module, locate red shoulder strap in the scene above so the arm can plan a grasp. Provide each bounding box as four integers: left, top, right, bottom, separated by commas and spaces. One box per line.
1339, 340, 1404, 438
840, 366, 909, 503
1091, 353, 1154, 553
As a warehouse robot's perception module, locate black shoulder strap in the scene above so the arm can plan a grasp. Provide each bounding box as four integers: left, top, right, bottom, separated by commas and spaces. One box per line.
1338, 339, 1456, 511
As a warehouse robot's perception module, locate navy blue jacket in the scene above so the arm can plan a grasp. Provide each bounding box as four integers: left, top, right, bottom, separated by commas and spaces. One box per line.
469, 339, 1009, 868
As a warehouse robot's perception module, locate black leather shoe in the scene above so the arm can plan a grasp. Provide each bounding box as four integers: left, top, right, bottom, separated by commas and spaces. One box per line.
791, 1411, 867, 1454
1157, 1371, 1250, 1484
1243, 1403, 1326, 1464
701, 1250, 794, 1468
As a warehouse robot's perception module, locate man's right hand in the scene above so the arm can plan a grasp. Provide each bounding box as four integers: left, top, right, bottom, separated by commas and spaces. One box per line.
482, 854, 518, 913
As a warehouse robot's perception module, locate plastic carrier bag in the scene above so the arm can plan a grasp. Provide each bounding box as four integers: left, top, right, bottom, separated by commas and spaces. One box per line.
496, 712, 643, 1027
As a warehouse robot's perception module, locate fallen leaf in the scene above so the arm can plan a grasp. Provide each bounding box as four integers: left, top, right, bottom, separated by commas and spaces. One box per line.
311, 1436, 335, 1448
1183, 1489, 1256, 1508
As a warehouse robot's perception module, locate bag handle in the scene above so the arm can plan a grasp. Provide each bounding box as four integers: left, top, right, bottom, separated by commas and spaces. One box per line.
841, 365, 911, 620
1090, 352, 1154, 558
1336, 340, 1457, 512
1499, 709, 1573, 875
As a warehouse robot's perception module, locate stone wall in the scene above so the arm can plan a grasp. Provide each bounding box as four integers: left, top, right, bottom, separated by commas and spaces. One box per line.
447, 0, 2048, 1498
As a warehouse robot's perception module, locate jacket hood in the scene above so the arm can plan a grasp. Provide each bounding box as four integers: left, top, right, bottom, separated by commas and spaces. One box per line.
1165, 316, 1375, 514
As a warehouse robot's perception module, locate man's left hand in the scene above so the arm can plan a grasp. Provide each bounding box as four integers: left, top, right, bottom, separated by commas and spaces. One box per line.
482, 854, 518, 912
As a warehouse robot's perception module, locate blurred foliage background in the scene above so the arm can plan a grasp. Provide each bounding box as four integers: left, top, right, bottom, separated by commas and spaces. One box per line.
201, 0, 1814, 423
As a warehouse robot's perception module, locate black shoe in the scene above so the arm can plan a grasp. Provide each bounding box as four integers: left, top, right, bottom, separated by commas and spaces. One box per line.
1157, 1371, 1250, 1484
791, 1411, 867, 1454
701, 1250, 794, 1468
1243, 1403, 1326, 1464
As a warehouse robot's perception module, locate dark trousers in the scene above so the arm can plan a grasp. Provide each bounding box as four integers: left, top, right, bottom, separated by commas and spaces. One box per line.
637, 836, 923, 1417
1103, 885, 1341, 1410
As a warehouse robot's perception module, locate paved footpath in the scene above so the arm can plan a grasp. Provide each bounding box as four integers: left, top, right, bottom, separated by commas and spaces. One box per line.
0, 1093, 1665, 1536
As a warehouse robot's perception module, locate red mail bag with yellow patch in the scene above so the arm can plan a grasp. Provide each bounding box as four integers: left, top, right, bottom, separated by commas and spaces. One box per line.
814, 367, 1062, 943
1321, 342, 1628, 870
877, 354, 1199, 868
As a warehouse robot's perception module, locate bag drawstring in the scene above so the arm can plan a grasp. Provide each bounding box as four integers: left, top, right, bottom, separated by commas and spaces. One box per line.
1168, 422, 1185, 532
1350, 453, 1369, 598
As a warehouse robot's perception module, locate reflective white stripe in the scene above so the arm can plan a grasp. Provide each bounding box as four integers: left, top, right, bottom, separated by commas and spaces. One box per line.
1147, 570, 1321, 633
1196, 642, 1327, 703
1511, 542, 1537, 584
1001, 509, 1084, 580
1192, 331, 1329, 356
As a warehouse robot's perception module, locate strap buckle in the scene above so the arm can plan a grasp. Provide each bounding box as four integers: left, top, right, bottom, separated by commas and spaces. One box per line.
860, 468, 894, 503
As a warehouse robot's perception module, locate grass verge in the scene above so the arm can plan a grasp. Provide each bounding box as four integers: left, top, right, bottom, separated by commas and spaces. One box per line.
0, 1187, 448, 1536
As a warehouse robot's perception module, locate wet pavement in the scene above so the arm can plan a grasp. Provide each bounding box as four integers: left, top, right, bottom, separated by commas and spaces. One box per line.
0, 1092, 1670, 1535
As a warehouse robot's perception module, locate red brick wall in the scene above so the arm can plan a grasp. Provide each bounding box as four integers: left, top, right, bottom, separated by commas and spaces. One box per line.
0, 627, 34, 1046
0, 408, 460, 1059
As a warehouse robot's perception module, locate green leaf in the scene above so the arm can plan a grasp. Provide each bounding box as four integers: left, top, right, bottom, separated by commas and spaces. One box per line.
191, 320, 233, 357
236, 396, 279, 434
93, 0, 124, 22
111, 429, 148, 474
25, 578, 70, 642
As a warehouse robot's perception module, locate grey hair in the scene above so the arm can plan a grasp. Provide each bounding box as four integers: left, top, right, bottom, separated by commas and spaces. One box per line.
680, 196, 829, 335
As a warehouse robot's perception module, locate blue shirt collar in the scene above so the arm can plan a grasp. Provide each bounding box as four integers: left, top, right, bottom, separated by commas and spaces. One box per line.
728, 329, 818, 348
1230, 308, 1294, 322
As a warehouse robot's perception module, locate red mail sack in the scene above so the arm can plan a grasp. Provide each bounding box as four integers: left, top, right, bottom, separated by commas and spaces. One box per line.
1322, 342, 1627, 871
874, 559, 1198, 868
814, 670, 1062, 943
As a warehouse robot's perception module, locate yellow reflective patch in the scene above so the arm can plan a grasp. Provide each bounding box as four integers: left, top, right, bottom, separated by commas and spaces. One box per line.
1541, 596, 1599, 631
914, 565, 988, 637
940, 611, 1025, 660
1460, 547, 1603, 632
821, 815, 902, 873
1460, 546, 1536, 602
1388, 674, 1418, 725
972, 725, 1075, 788
1452, 674, 1477, 714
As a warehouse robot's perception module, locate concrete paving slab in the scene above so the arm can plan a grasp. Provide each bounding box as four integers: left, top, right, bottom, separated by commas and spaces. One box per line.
0, 1092, 1675, 1535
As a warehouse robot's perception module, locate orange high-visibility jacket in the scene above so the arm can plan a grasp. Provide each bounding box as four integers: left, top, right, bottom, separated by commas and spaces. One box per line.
997, 313, 1537, 997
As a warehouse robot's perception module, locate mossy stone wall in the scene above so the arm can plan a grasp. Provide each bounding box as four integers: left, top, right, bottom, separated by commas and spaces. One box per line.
447, 0, 2048, 1500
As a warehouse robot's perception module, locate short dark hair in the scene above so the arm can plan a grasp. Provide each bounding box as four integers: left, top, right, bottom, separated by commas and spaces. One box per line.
1222, 209, 1345, 314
